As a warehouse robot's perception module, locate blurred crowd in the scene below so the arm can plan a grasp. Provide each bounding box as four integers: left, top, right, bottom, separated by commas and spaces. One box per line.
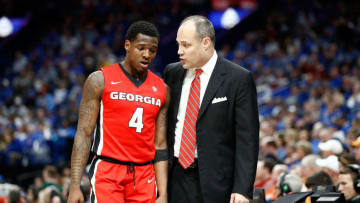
0, 165, 90, 203
228, 0, 360, 201
1, 0, 360, 202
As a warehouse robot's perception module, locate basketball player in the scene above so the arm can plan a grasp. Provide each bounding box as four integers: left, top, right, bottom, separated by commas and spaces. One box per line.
67, 21, 169, 203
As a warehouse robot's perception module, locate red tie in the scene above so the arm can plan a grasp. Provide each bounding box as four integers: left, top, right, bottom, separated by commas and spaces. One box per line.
179, 69, 203, 169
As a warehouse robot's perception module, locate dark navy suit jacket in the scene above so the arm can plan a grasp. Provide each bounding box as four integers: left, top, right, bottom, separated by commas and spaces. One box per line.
164, 56, 260, 202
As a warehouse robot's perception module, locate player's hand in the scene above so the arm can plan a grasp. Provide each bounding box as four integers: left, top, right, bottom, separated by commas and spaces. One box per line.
67, 185, 84, 203
229, 193, 249, 203
156, 194, 168, 203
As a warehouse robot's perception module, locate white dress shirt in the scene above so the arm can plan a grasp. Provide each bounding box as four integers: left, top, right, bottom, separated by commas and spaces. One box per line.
174, 51, 218, 158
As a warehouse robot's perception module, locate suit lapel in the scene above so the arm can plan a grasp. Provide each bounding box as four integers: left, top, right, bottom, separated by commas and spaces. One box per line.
172, 66, 186, 121
198, 57, 226, 120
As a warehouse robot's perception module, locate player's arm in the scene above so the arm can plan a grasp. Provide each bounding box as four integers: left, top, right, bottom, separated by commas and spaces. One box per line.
67, 71, 104, 203
154, 84, 170, 202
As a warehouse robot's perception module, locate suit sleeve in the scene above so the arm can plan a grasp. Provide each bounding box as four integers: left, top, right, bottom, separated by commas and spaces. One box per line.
163, 64, 171, 84
233, 72, 259, 198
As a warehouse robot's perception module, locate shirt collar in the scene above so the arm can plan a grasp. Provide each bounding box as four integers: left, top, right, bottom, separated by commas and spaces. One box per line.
190, 50, 218, 76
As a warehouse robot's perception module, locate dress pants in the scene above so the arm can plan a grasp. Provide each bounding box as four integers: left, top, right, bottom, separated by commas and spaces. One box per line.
169, 158, 204, 203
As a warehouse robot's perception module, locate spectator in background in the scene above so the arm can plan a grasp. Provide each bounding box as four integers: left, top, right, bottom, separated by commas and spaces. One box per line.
339, 153, 358, 171
294, 140, 313, 164
8, 189, 21, 203
60, 166, 71, 199
38, 186, 64, 203
309, 122, 324, 154
26, 185, 39, 203
301, 154, 321, 181
316, 155, 340, 184
271, 164, 288, 186
305, 171, 333, 191
318, 127, 334, 142
254, 159, 276, 192
4, 130, 23, 167
351, 137, 360, 163
304, 171, 334, 203
275, 172, 302, 199
0, 182, 22, 203
338, 165, 360, 202
346, 82, 360, 113
348, 121, 360, 145
266, 164, 288, 201
318, 139, 344, 158
41, 165, 62, 194
260, 136, 282, 164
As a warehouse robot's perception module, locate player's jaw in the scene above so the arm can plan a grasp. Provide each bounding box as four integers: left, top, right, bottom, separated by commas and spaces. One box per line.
139, 59, 151, 69
129, 59, 150, 75
135, 50, 155, 72
135, 55, 153, 71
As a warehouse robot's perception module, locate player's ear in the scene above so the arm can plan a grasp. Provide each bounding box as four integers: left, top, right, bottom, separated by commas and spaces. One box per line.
125, 40, 131, 51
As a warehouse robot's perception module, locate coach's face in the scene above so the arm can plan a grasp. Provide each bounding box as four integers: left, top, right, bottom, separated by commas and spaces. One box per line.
176, 20, 208, 69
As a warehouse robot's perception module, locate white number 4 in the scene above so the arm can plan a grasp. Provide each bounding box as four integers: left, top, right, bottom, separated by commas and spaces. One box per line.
129, 107, 144, 133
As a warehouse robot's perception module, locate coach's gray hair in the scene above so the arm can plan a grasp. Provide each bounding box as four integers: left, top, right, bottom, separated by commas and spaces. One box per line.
181, 15, 215, 45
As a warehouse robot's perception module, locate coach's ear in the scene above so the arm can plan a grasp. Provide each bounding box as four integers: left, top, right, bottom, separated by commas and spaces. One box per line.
202, 36, 212, 51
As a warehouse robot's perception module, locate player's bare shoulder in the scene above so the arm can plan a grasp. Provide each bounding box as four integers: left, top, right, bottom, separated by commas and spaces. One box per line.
83, 70, 104, 99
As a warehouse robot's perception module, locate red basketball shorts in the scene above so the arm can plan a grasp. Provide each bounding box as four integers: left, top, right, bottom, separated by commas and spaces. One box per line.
89, 158, 156, 203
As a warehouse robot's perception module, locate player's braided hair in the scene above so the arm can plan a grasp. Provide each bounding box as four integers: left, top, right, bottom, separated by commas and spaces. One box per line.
125, 21, 159, 42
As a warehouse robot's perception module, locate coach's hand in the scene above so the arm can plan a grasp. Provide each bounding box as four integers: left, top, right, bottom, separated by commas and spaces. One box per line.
67, 185, 84, 203
156, 194, 168, 203
230, 193, 249, 203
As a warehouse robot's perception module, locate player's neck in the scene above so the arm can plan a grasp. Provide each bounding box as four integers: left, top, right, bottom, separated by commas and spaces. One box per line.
121, 61, 146, 81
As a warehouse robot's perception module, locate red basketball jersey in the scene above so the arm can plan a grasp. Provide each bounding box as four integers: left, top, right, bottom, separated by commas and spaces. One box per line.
91, 64, 166, 163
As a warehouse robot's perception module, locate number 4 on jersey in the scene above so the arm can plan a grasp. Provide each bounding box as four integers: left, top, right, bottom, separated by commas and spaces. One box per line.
129, 107, 144, 133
